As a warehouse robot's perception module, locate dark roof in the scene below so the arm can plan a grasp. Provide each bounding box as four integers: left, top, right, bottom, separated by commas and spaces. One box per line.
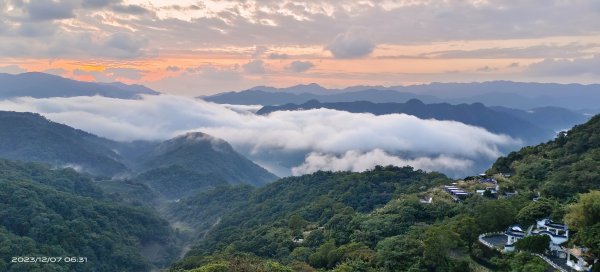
541, 218, 568, 230
506, 230, 525, 237
506, 225, 525, 237
534, 230, 568, 239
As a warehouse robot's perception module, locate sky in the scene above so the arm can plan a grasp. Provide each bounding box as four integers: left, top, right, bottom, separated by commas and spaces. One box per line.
0, 0, 599, 96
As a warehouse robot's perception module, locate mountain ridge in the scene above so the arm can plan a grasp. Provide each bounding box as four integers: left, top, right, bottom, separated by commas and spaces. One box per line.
256, 99, 589, 145
0, 72, 160, 99
205, 81, 600, 110
0, 111, 278, 199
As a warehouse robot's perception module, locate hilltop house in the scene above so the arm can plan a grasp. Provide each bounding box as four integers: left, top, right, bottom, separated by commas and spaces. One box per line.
479, 178, 497, 184
482, 218, 596, 271
503, 218, 568, 256
504, 225, 526, 252
532, 219, 569, 257
443, 185, 469, 201
476, 186, 498, 197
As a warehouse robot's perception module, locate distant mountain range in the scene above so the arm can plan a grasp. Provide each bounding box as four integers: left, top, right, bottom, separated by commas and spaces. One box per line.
3, 72, 597, 112
256, 99, 589, 145
0, 111, 277, 199
2, 72, 598, 112
203, 89, 441, 106
0, 72, 159, 99
204, 81, 600, 111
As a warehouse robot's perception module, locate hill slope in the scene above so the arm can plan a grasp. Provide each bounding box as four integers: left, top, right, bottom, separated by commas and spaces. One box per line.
0, 111, 278, 199
488, 114, 600, 198
0, 111, 128, 176
139, 133, 277, 184
0, 159, 178, 271
168, 166, 451, 269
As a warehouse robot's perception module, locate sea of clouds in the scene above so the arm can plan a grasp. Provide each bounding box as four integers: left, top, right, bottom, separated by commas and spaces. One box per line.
0, 95, 521, 177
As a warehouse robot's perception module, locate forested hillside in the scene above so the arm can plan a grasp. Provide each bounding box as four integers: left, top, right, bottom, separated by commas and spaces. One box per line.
0, 111, 128, 176
0, 111, 278, 200
0, 159, 179, 271
1, 112, 598, 271
168, 166, 549, 272
137, 132, 277, 195
167, 115, 600, 272
489, 114, 600, 198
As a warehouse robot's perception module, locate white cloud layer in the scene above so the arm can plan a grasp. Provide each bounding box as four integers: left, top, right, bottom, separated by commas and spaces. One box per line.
291, 149, 474, 175
0, 95, 520, 176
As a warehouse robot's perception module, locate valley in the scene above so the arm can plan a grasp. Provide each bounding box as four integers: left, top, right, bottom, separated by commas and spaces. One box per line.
0, 95, 598, 271
2, 1, 599, 271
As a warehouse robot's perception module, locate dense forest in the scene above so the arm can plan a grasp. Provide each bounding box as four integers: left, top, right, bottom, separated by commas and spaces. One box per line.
167, 169, 557, 271
0, 159, 179, 271
489, 114, 600, 198
0, 112, 599, 272
0, 111, 277, 200
165, 115, 600, 271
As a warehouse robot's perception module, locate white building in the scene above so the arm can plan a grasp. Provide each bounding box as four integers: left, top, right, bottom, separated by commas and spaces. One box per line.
476, 186, 498, 196
444, 185, 469, 201
504, 225, 526, 252
531, 218, 569, 256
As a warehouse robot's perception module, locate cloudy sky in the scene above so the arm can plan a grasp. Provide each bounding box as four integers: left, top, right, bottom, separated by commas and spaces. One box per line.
1, 0, 599, 95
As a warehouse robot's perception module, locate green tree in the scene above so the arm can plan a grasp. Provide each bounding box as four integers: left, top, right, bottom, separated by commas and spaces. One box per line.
508, 253, 547, 272
449, 215, 479, 247
422, 226, 461, 270
376, 235, 423, 271
514, 235, 550, 254
189, 262, 229, 272
565, 191, 600, 260
308, 240, 341, 269
288, 214, 307, 230
516, 199, 555, 226
564, 191, 600, 230
290, 247, 312, 263
263, 261, 293, 272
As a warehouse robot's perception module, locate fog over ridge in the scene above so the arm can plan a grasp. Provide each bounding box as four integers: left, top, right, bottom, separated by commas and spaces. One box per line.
0, 95, 521, 176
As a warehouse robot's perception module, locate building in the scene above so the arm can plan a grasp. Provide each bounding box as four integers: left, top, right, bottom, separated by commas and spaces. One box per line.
532, 218, 569, 256
419, 196, 433, 204
444, 185, 469, 201
476, 186, 498, 196
504, 225, 526, 252
503, 219, 571, 258
479, 178, 497, 184
485, 219, 596, 271
504, 191, 518, 198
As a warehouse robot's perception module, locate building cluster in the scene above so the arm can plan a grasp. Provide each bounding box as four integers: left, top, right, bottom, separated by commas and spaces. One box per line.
443, 183, 502, 201
441, 175, 520, 202
443, 184, 469, 201
504, 219, 594, 272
